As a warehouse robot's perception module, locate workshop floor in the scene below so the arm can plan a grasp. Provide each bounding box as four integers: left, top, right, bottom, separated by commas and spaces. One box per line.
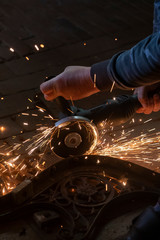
0, 0, 159, 239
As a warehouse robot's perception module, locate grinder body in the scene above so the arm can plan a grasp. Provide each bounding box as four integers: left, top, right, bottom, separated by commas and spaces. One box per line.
50, 95, 141, 158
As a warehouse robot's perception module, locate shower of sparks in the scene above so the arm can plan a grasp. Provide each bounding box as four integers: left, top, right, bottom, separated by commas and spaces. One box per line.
0, 103, 160, 198
94, 118, 160, 171
0, 106, 57, 196
26, 126, 55, 155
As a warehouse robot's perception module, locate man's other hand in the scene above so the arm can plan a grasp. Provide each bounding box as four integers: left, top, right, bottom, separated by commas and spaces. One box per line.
134, 83, 160, 114
40, 66, 99, 101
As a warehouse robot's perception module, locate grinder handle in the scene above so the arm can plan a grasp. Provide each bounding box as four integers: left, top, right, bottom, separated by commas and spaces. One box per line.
76, 94, 142, 126
55, 96, 73, 117
44, 76, 73, 117
93, 94, 142, 125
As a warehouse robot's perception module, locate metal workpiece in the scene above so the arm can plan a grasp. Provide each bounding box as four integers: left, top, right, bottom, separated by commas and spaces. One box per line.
0, 155, 159, 240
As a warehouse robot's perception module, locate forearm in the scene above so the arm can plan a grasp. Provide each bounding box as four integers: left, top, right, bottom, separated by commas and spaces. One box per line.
91, 32, 160, 91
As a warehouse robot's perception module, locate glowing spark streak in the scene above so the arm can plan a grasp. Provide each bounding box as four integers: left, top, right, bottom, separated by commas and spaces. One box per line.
67, 108, 74, 114
36, 105, 46, 112
12, 155, 20, 162
15, 160, 25, 170
78, 122, 82, 130
110, 81, 115, 92
20, 164, 27, 171
70, 96, 74, 107
28, 147, 38, 155
10, 48, 14, 52
34, 45, 39, 51
23, 139, 31, 143
22, 113, 29, 116
40, 44, 45, 48
144, 118, 152, 124
94, 74, 96, 88
148, 128, 155, 132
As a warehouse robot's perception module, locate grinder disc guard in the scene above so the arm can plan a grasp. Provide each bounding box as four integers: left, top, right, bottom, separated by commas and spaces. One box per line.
50, 116, 98, 158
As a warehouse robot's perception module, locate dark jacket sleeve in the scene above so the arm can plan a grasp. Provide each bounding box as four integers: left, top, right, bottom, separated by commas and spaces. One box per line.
90, 32, 160, 91
153, 0, 160, 33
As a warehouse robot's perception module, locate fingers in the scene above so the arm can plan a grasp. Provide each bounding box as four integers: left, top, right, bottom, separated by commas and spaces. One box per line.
40, 78, 58, 100
40, 78, 55, 94
136, 93, 160, 114
143, 97, 154, 114
44, 93, 54, 101
135, 84, 160, 114
137, 96, 154, 114
136, 88, 149, 113
136, 86, 156, 114
136, 107, 145, 114
153, 94, 160, 112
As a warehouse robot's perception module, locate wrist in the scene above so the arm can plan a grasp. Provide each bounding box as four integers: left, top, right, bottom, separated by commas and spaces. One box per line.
90, 59, 114, 91
84, 66, 99, 94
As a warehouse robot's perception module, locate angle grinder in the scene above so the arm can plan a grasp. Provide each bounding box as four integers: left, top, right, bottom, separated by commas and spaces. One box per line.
50, 96, 142, 158
42, 77, 142, 158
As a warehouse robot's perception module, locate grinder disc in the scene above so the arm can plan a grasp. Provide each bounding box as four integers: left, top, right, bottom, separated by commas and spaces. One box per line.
50, 116, 98, 158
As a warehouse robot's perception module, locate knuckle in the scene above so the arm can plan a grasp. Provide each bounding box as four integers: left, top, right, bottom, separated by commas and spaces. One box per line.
64, 66, 72, 71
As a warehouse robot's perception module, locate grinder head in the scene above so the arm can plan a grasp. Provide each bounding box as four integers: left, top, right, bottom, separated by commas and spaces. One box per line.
50, 116, 98, 158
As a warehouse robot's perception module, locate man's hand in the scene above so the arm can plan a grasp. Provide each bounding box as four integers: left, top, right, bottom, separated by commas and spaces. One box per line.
40, 66, 99, 101
134, 83, 160, 114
